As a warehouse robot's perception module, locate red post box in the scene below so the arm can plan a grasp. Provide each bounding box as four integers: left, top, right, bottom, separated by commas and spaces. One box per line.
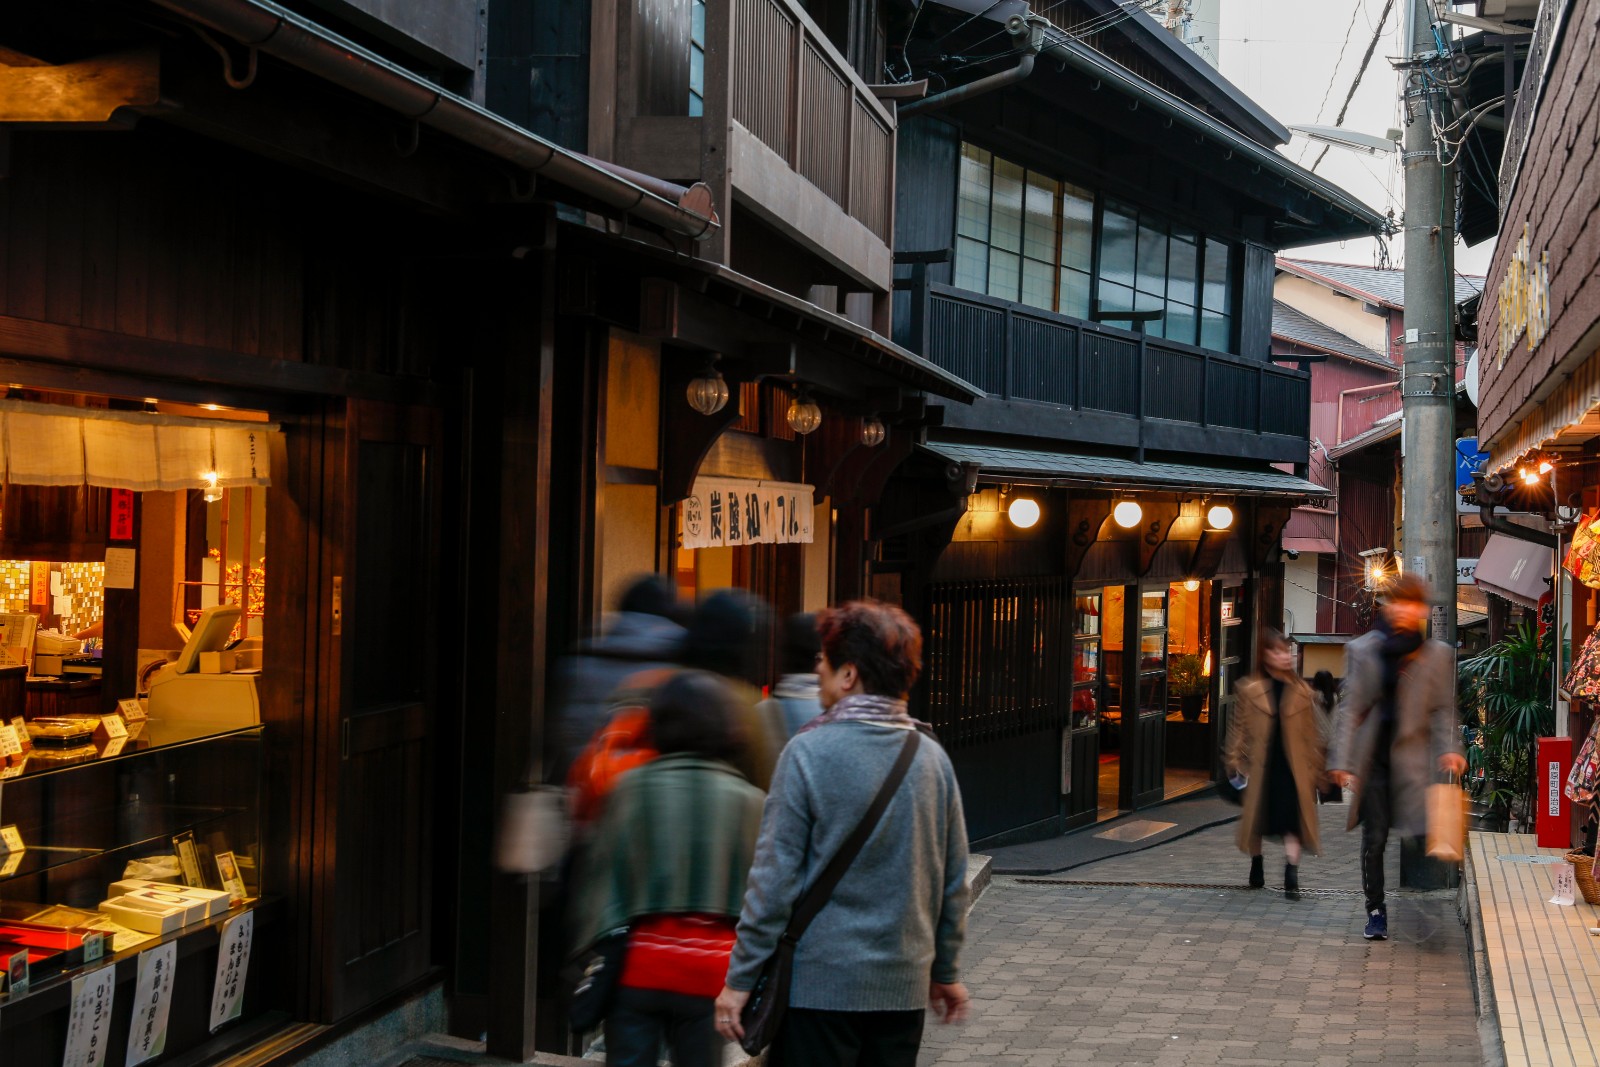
1536, 737, 1573, 849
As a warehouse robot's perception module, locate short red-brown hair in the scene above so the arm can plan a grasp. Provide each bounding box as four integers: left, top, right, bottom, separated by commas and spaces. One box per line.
1382, 572, 1431, 605
817, 599, 923, 698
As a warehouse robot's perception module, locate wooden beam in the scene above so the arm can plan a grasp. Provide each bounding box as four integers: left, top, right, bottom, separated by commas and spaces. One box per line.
1187, 526, 1231, 580
0, 48, 158, 124
0, 314, 438, 405
1132, 500, 1183, 577
1247, 503, 1293, 571
1064, 495, 1113, 578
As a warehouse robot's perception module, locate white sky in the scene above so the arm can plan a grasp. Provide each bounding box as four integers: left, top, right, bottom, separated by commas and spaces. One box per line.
1215, 0, 1496, 278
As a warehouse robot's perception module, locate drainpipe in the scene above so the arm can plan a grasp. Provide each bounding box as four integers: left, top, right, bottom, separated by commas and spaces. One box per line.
1477, 501, 1556, 548
898, 15, 1043, 119
150, 0, 719, 239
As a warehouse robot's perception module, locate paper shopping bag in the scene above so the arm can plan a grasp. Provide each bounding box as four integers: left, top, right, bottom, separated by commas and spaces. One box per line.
1426, 780, 1467, 862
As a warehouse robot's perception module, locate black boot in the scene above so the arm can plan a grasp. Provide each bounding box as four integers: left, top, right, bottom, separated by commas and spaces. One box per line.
1248, 855, 1264, 888
1284, 863, 1301, 901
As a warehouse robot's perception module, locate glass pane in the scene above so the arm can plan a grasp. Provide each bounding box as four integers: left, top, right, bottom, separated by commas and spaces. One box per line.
1072, 685, 1099, 730
1135, 288, 1164, 314
1061, 183, 1094, 272
956, 145, 992, 240
1203, 237, 1232, 312
990, 158, 1025, 253
1140, 634, 1165, 671
1136, 221, 1168, 299
1141, 589, 1166, 629
1021, 258, 1054, 310
688, 89, 703, 118
1201, 309, 1232, 352
692, 0, 706, 45
1074, 641, 1101, 683
1098, 281, 1135, 320
1023, 172, 1058, 261
1165, 301, 1197, 345
1075, 592, 1102, 636
988, 249, 1020, 301
689, 45, 705, 100
954, 236, 988, 292
1138, 672, 1167, 714
1098, 200, 1137, 290
1224, 620, 1244, 659
1058, 268, 1092, 321
1168, 229, 1198, 305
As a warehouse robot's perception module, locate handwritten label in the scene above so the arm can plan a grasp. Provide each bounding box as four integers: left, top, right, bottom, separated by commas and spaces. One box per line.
0, 824, 24, 854
109, 490, 135, 542
118, 699, 147, 723
100, 716, 127, 740
104, 547, 136, 590
208, 911, 253, 1031
1552, 863, 1577, 906
61, 965, 116, 1067
81, 932, 105, 964
102, 737, 128, 758
0, 724, 21, 758
6, 949, 28, 998
125, 942, 177, 1067
11, 716, 31, 748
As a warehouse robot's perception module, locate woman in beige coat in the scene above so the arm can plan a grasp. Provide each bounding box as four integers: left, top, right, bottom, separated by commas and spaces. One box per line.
1226, 630, 1326, 899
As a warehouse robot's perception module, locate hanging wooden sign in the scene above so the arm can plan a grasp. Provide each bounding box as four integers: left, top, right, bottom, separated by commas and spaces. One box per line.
680, 478, 814, 550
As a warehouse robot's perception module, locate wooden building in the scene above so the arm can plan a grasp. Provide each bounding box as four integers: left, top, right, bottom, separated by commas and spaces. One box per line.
874, 0, 1385, 842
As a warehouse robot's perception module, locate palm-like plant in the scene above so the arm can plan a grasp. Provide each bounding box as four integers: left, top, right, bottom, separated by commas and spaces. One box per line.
1458, 621, 1556, 830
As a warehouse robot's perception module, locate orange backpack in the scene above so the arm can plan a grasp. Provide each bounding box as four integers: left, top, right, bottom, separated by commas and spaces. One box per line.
566, 667, 674, 824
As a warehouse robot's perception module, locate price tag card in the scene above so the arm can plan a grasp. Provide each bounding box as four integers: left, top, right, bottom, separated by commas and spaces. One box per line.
125, 942, 177, 1067
81, 931, 105, 964
62, 965, 116, 1067
215, 851, 248, 905
0, 824, 24, 854
0, 724, 22, 759
117, 699, 147, 723
0, 852, 22, 877
208, 911, 254, 1031
11, 716, 31, 749
103, 737, 128, 758
1552, 863, 1577, 906
99, 716, 128, 740
6, 948, 28, 998
0, 761, 25, 780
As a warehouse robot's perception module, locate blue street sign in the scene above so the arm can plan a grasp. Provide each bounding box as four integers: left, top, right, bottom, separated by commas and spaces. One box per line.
1456, 437, 1489, 489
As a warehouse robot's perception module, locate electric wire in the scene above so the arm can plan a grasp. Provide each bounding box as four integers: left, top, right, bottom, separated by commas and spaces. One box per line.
1308, 0, 1398, 175
1298, 0, 1370, 165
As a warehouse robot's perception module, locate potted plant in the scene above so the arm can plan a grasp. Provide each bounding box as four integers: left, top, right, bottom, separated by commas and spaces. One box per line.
1458, 620, 1555, 833
1169, 653, 1208, 721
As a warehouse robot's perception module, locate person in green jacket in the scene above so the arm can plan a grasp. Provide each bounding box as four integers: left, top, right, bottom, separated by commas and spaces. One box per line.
570, 670, 766, 1067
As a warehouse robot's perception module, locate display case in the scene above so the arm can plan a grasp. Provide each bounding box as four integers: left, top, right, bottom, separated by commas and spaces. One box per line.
0, 721, 272, 1066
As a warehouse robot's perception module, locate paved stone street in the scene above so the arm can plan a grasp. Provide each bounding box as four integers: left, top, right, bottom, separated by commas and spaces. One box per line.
922, 803, 1483, 1066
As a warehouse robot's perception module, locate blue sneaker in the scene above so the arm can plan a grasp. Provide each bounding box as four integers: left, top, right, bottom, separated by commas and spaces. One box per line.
1363, 908, 1388, 940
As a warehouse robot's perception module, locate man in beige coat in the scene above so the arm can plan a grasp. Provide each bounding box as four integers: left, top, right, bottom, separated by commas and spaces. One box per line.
1330, 574, 1465, 941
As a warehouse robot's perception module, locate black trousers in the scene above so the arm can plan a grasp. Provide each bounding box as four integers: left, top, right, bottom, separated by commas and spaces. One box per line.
604, 987, 719, 1067
1359, 736, 1395, 913
768, 1007, 927, 1067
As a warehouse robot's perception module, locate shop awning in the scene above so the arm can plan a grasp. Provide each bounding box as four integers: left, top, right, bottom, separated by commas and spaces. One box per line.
921, 442, 1331, 498
1284, 536, 1337, 554
0, 401, 276, 491
1472, 532, 1553, 609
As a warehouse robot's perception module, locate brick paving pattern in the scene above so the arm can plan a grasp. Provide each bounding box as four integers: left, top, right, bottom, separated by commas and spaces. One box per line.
922, 804, 1482, 1066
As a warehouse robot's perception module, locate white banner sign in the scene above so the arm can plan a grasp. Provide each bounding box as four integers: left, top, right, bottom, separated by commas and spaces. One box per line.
125, 942, 178, 1067
62, 966, 117, 1067
681, 478, 814, 550
209, 911, 254, 1031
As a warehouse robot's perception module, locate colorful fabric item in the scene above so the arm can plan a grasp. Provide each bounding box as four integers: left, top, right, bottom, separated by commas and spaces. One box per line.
795, 693, 930, 736
620, 914, 738, 996
1565, 512, 1600, 589
1567, 719, 1600, 805
1565, 627, 1600, 702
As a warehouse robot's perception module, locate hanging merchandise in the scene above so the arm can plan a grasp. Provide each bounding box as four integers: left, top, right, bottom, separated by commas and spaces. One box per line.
1563, 510, 1600, 589
1564, 625, 1600, 702
1566, 717, 1600, 806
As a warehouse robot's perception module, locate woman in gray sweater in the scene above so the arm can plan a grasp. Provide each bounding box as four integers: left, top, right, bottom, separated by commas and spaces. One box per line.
714, 600, 971, 1066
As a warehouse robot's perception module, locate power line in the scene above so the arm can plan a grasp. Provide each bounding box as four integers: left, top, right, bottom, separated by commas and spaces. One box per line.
1309, 0, 1398, 174
1299, 0, 1368, 164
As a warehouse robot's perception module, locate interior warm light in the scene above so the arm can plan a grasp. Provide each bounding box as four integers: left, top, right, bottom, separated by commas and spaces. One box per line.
1521, 468, 1540, 486
1206, 503, 1234, 530
1183, 578, 1200, 592
1007, 497, 1041, 529
201, 470, 223, 504
1539, 459, 1554, 474
1113, 500, 1143, 528
1202, 649, 1212, 677
786, 390, 822, 435
686, 367, 730, 415
860, 416, 887, 448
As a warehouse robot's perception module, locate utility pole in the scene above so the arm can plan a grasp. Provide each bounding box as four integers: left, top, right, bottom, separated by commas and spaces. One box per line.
1400, 0, 1457, 647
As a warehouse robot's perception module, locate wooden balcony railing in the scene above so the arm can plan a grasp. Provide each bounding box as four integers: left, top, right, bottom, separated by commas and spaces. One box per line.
917, 283, 1311, 449
728, 0, 895, 242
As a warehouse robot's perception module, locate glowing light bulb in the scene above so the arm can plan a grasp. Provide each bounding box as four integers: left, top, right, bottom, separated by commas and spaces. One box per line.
1205, 504, 1234, 530
1113, 500, 1143, 528
1539, 459, 1554, 474
1183, 579, 1200, 592
1007, 497, 1041, 529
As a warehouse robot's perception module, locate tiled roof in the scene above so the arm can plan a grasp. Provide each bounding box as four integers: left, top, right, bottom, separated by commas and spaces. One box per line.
922, 442, 1329, 497
1278, 258, 1485, 309
1272, 301, 1390, 367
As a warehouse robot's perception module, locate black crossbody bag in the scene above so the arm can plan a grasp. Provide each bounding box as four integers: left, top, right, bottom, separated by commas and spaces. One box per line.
738, 729, 922, 1055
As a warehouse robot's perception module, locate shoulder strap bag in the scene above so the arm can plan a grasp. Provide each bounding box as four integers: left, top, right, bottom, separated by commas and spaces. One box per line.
738, 729, 922, 1055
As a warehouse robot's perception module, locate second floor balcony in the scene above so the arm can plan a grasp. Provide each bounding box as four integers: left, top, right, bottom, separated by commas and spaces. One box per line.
596, 0, 895, 293
910, 282, 1311, 464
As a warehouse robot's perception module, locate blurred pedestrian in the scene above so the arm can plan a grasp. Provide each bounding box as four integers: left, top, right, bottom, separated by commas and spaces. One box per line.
552, 575, 685, 780
1227, 630, 1324, 900
684, 589, 778, 790
1311, 670, 1343, 803
757, 612, 824, 744
570, 671, 766, 1067
714, 599, 970, 1067
1330, 573, 1466, 941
